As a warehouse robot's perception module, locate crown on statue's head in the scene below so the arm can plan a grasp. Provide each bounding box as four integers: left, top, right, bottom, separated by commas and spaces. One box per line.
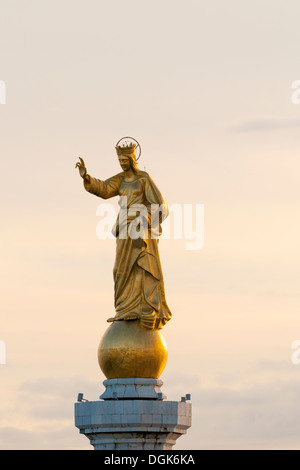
116, 142, 136, 157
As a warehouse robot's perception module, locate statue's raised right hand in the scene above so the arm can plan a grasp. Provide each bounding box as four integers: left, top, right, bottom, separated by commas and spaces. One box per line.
75, 157, 87, 179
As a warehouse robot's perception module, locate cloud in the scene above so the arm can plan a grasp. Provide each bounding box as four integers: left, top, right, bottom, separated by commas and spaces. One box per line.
17, 376, 101, 422
230, 116, 300, 132
0, 424, 90, 450
1, 372, 300, 450
181, 379, 300, 449
18, 375, 99, 401
0, 375, 99, 449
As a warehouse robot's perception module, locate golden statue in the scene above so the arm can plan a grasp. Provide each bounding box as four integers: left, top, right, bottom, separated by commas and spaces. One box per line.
76, 138, 171, 378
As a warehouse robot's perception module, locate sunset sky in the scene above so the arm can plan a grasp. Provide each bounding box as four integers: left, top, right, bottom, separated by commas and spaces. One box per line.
1, 0, 300, 449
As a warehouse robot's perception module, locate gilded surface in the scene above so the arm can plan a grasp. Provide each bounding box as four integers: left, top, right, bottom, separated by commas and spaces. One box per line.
76, 144, 172, 330
76, 141, 171, 379
98, 320, 168, 379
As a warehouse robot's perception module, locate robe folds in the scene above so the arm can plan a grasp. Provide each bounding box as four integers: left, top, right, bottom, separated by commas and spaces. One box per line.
84, 170, 172, 330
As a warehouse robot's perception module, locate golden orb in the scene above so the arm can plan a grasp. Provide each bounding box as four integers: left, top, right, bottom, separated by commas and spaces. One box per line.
98, 320, 168, 379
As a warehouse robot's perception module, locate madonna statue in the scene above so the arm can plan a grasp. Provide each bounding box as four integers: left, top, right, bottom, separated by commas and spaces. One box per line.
75, 139, 172, 331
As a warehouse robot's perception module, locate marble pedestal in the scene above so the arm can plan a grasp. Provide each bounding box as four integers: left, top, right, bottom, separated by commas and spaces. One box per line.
74, 378, 192, 450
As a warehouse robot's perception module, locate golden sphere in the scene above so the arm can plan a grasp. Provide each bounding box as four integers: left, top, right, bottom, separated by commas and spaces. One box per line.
98, 320, 168, 379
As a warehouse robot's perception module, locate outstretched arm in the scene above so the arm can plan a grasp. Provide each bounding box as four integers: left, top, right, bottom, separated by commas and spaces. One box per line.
75, 157, 121, 199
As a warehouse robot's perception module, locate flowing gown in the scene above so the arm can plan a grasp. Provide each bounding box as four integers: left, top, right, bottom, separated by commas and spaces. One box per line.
84, 170, 172, 330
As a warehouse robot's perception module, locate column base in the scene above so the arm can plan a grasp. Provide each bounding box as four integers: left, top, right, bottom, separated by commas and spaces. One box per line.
74, 378, 192, 450
75, 398, 191, 450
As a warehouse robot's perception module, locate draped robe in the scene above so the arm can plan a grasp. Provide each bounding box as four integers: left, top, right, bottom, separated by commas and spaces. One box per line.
84, 170, 172, 330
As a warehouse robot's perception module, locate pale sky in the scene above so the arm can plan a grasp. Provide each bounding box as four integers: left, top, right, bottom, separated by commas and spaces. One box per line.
1, 0, 300, 449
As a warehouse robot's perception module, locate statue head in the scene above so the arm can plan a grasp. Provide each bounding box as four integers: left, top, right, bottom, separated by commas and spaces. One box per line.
116, 143, 139, 173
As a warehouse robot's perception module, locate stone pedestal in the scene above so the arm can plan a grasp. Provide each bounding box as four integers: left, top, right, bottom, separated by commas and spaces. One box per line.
74, 378, 192, 450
